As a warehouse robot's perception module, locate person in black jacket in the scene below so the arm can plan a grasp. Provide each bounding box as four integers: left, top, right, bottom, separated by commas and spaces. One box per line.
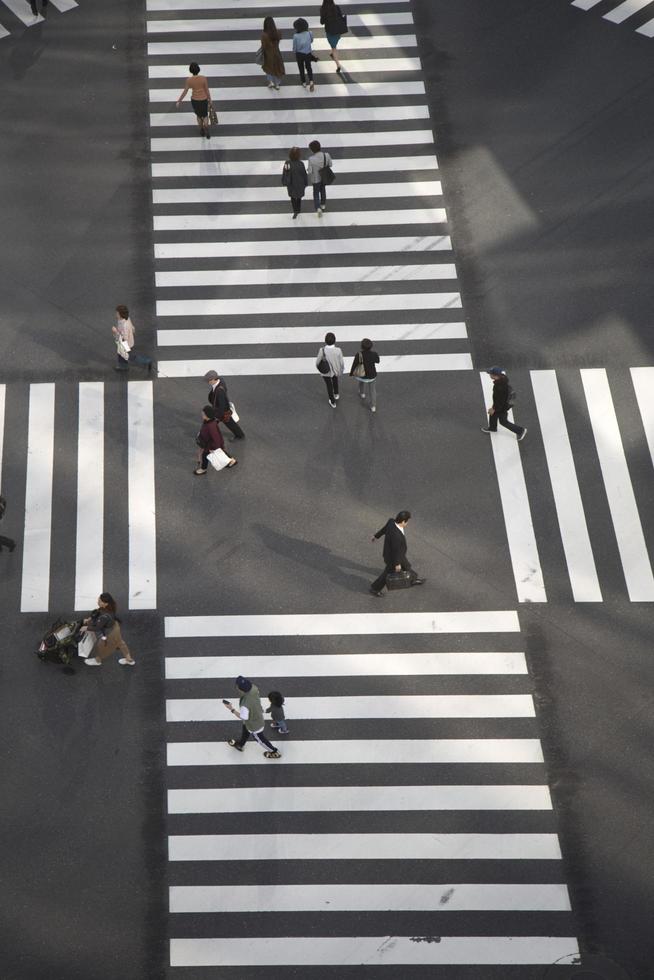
320, 0, 347, 73
370, 510, 425, 597
204, 370, 245, 440
481, 366, 527, 440
350, 337, 380, 412
282, 146, 308, 219
0, 495, 16, 553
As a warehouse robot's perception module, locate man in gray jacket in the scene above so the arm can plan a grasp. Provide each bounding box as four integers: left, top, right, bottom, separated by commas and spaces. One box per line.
224, 676, 281, 759
315, 332, 345, 407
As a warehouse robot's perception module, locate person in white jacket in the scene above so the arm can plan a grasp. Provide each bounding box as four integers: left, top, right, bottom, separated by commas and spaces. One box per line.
315, 332, 344, 407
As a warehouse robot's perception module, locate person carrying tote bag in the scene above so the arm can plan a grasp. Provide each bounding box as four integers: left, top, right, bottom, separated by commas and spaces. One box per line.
307, 139, 333, 216
316, 332, 344, 408
320, 0, 348, 73
350, 338, 380, 413
194, 406, 237, 475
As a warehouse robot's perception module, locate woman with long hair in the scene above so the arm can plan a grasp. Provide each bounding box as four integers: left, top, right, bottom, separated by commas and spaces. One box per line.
320, 0, 347, 73
81, 593, 136, 667
261, 16, 285, 90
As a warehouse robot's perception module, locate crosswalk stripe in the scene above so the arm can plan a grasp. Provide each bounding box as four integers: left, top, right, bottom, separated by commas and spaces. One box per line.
167, 783, 551, 814
170, 883, 571, 913
150, 81, 427, 103
74, 383, 104, 611
155, 263, 454, 288
169, 936, 580, 968
0, 23, 10, 39
156, 323, 466, 347
154, 209, 447, 231
571, 0, 603, 9
2, 0, 41, 26
168, 832, 557, 860
21, 384, 55, 612
581, 369, 654, 600
157, 354, 473, 376
630, 367, 654, 470
165, 611, 521, 636
480, 374, 546, 604
164, 650, 527, 679
156, 294, 461, 316
166, 694, 536, 722
148, 57, 423, 78
154, 235, 451, 259
153, 180, 442, 204
48, 0, 78, 10
636, 14, 654, 34
152, 105, 429, 127
127, 383, 157, 610
0, 385, 5, 483
148, 35, 419, 55
151, 155, 440, 177
167, 739, 544, 767
530, 370, 602, 602
148, 12, 415, 33
148, 0, 406, 8
151, 130, 435, 151
603, 0, 653, 22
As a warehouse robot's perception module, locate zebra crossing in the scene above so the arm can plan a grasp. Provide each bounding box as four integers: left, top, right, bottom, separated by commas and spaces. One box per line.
0, 0, 77, 38
164, 609, 579, 973
0, 381, 156, 612
571, 0, 654, 38
146, 0, 473, 378
481, 366, 654, 604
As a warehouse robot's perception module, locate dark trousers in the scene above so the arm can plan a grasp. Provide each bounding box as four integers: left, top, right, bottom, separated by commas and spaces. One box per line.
323, 375, 339, 401
313, 182, 326, 210
488, 411, 524, 436
371, 562, 416, 593
234, 724, 277, 751
220, 415, 245, 439
116, 351, 152, 371
0, 534, 15, 551
296, 53, 314, 83
291, 196, 302, 215
30, 0, 47, 13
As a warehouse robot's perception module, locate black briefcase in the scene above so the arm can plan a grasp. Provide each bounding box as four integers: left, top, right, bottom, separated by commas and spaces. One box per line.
386, 570, 413, 591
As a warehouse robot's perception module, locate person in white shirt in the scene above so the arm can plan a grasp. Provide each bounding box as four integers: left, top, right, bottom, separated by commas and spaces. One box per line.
315, 332, 345, 408
112, 305, 153, 374
307, 139, 333, 216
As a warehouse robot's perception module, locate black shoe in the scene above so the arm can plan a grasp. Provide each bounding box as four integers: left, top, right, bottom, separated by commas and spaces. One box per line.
369, 588, 384, 597
233, 433, 245, 439
412, 578, 426, 586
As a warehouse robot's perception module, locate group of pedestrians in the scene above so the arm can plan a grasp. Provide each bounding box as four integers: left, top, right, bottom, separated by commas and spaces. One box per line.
194, 370, 245, 476
282, 140, 333, 218
316, 333, 379, 410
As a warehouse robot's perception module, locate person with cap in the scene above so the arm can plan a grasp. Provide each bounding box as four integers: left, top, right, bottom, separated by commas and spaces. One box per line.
293, 17, 316, 91
370, 510, 425, 597
481, 367, 527, 441
194, 405, 237, 476
204, 370, 245, 440
223, 677, 282, 759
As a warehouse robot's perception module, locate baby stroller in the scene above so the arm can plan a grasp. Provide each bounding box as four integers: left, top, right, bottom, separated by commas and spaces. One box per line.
36, 618, 83, 665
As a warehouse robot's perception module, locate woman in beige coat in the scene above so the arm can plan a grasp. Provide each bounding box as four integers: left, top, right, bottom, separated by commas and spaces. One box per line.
82, 593, 136, 667
261, 17, 285, 89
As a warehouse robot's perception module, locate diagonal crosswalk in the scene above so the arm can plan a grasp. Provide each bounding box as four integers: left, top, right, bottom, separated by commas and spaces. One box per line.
571, 0, 654, 38
146, 0, 473, 378
0, 0, 78, 38
164, 609, 579, 973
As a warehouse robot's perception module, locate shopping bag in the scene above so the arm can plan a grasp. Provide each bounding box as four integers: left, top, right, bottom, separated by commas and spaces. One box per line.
77, 631, 96, 658
229, 401, 240, 423
208, 448, 232, 471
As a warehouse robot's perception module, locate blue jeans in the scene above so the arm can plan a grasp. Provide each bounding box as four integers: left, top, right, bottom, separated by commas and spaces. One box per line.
266, 74, 282, 86
313, 182, 326, 210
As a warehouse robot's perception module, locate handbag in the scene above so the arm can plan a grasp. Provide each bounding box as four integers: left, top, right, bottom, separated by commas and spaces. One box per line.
334, 9, 348, 34
386, 570, 414, 591
229, 401, 240, 423
115, 337, 131, 361
77, 631, 96, 658
320, 151, 335, 185
255, 45, 264, 66
317, 348, 330, 375
209, 103, 218, 126
208, 448, 232, 471
281, 161, 291, 187
352, 353, 366, 379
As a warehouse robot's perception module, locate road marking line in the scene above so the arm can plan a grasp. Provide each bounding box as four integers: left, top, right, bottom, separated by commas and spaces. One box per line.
127, 382, 157, 609
0, 385, 5, 484
155, 263, 454, 288
148, 57, 423, 78
148, 35, 419, 56
48, 0, 78, 10
603, 0, 652, 23
1, 0, 42, 26
636, 15, 654, 34
156, 294, 461, 317
530, 370, 601, 601
156, 322, 466, 347
153, 180, 442, 205
150, 81, 427, 103
151, 105, 429, 127
74, 383, 104, 610
167, 783, 551, 814
154, 235, 451, 259
151, 130, 435, 151
151, 155, 440, 177
571, 0, 604, 9
631, 367, 654, 471
157, 354, 473, 376
154, 208, 446, 231
480, 373, 546, 603
581, 368, 654, 601
148, 0, 405, 9
0, 22, 10, 38
21, 384, 55, 612
148, 12, 415, 33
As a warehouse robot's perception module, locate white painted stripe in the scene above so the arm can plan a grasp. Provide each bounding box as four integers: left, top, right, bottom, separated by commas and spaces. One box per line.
170, 883, 571, 913
167, 694, 535, 722
151, 105, 429, 127
164, 650, 527, 680
156, 263, 454, 288
603, 0, 652, 23
165, 611, 520, 636
148, 35, 419, 55
48, 0, 78, 10
168, 832, 557, 861
571, 0, 604, 9
157, 354, 473, 377
480, 374, 546, 603
153, 209, 446, 231
0, 23, 10, 38
154, 235, 451, 260
127, 383, 157, 609
636, 15, 654, 34
156, 322, 466, 347
151, 155, 440, 178
530, 370, 601, 602
148, 57, 423, 78
156, 294, 461, 318
149, 0, 406, 9
0, 385, 5, 484
151, 130, 434, 151
167, 783, 551, 814
148, 13, 415, 33
631, 367, 654, 470
150, 81, 427, 103
2, 0, 42, 26
74, 384, 104, 611
153, 180, 442, 204
581, 368, 654, 601
167, 739, 544, 767
21, 384, 55, 612
170, 936, 580, 968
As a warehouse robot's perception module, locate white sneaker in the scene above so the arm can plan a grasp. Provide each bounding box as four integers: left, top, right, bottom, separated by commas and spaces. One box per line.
84, 657, 101, 667
334, 393, 340, 400
371, 406, 376, 413
316, 208, 323, 218
301, 82, 308, 88
309, 81, 315, 92
329, 399, 336, 408
267, 82, 274, 89
359, 393, 366, 399
119, 659, 135, 666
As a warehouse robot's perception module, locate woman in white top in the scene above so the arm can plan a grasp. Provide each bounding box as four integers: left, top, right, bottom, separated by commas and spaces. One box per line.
315, 332, 344, 408
112, 305, 153, 374
307, 139, 333, 216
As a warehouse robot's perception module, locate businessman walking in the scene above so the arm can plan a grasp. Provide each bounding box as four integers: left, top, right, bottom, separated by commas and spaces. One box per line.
370, 510, 424, 597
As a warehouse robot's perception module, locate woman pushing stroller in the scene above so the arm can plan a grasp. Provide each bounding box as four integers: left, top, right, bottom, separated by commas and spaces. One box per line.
79, 593, 136, 667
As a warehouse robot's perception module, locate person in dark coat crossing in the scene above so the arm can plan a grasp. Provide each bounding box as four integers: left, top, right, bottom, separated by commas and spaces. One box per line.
204, 370, 245, 440
481, 366, 527, 440
282, 147, 308, 219
194, 406, 237, 475
370, 510, 425, 597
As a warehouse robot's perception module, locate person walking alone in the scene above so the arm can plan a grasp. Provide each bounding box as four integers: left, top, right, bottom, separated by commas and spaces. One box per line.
176, 62, 214, 139
112, 305, 153, 374
307, 140, 332, 217
204, 370, 245, 440
0, 495, 16, 554
224, 676, 282, 759
350, 337, 380, 412
30, 0, 47, 17
194, 406, 237, 475
293, 17, 315, 91
320, 0, 348, 73
261, 17, 285, 90
481, 366, 527, 441
316, 332, 344, 407
370, 511, 425, 597
282, 146, 308, 219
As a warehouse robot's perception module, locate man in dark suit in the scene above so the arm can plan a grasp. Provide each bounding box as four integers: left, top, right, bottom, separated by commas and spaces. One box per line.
370, 510, 424, 597
204, 370, 245, 440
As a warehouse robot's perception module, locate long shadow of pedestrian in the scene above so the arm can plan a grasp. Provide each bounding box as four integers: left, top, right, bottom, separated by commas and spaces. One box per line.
254, 522, 377, 593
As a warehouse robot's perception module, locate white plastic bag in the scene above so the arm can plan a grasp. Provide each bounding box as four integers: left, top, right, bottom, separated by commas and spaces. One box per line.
78, 631, 96, 659
208, 448, 232, 471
